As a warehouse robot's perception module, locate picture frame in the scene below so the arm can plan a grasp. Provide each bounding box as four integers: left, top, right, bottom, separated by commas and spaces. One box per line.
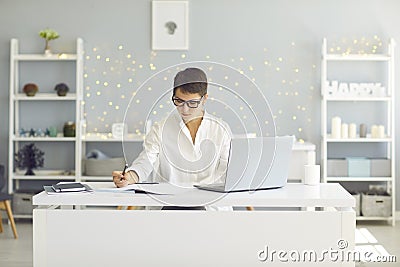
152, 1, 189, 50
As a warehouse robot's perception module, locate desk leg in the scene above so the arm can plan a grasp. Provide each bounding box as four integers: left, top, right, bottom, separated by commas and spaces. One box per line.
33, 208, 47, 267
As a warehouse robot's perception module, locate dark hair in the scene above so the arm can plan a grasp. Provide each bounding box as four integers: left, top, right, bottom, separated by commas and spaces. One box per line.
173, 68, 207, 96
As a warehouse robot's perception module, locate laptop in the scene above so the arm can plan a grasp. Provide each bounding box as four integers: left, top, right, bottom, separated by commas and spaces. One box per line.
194, 136, 294, 193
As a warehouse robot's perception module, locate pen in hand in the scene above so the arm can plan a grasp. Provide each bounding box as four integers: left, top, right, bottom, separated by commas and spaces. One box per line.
121, 164, 128, 181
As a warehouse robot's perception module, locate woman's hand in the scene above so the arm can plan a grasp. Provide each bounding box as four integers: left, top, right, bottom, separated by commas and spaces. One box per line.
112, 170, 139, 188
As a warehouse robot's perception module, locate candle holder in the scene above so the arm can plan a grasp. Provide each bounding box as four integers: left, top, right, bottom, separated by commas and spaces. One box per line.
360, 124, 367, 138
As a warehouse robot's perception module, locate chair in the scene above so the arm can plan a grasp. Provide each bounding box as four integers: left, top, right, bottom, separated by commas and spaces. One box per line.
0, 164, 18, 239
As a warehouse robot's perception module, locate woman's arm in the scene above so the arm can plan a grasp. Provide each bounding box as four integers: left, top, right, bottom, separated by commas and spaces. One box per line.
112, 125, 160, 187
213, 124, 232, 184
127, 125, 161, 181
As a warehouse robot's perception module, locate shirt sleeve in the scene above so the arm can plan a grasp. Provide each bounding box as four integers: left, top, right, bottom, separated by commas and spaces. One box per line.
127, 125, 160, 181
213, 122, 232, 184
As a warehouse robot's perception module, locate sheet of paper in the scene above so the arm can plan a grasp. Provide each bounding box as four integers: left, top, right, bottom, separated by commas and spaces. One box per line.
97, 183, 191, 195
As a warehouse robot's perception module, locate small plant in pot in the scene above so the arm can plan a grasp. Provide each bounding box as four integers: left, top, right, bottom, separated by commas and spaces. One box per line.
54, 83, 69, 96
23, 83, 39, 96
39, 28, 60, 55
14, 143, 44, 175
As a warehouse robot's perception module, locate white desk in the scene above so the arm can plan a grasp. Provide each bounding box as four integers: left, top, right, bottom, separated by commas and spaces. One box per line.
33, 183, 355, 267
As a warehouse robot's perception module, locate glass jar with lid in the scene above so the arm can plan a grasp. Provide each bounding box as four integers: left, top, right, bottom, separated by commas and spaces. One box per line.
63, 121, 76, 137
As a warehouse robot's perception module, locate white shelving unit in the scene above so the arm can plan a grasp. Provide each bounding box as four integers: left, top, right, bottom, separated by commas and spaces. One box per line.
321, 38, 396, 225
8, 39, 84, 204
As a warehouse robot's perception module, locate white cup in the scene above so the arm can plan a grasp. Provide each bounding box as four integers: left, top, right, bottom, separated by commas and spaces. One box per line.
304, 165, 320, 186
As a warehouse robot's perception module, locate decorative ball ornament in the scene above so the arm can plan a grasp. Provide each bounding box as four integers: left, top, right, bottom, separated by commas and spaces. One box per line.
23, 83, 39, 96
54, 83, 69, 96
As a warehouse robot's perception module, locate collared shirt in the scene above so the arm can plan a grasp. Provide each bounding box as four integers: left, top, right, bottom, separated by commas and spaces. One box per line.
128, 111, 232, 187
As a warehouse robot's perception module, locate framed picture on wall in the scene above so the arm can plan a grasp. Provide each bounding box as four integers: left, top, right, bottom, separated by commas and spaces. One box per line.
152, 1, 189, 50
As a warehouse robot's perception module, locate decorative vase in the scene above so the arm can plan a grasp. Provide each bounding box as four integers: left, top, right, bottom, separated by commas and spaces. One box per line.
25, 91, 36, 97
25, 168, 35, 176
48, 126, 57, 137
44, 49, 52, 56
23, 83, 38, 96
54, 83, 69, 96
57, 91, 67, 96
44, 40, 52, 56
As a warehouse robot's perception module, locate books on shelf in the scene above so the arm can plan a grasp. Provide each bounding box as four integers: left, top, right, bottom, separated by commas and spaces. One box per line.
44, 182, 93, 195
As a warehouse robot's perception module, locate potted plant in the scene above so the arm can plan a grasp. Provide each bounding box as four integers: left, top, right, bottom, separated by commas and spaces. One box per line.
54, 83, 69, 96
39, 28, 60, 55
15, 143, 44, 175
22, 83, 39, 96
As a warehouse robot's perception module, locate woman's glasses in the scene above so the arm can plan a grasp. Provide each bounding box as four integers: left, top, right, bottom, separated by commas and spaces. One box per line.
172, 96, 203, 108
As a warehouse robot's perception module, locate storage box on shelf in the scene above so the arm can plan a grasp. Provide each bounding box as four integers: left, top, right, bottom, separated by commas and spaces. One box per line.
12, 190, 40, 216
8, 38, 84, 218
80, 132, 143, 181
327, 158, 391, 179
321, 38, 396, 225
361, 192, 392, 218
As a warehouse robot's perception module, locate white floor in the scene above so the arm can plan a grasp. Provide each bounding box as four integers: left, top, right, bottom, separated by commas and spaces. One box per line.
0, 219, 399, 266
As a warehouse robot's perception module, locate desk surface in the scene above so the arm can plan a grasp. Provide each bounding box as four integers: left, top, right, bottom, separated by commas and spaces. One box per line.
33, 183, 354, 208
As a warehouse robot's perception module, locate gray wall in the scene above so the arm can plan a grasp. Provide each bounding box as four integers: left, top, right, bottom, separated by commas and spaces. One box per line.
1, 0, 400, 210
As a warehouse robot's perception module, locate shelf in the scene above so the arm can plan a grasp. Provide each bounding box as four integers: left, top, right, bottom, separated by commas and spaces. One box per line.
321, 38, 396, 225
356, 216, 393, 221
8, 38, 84, 196
13, 214, 33, 219
324, 96, 391, 102
326, 177, 393, 182
14, 53, 77, 61
324, 54, 390, 61
13, 136, 76, 141
14, 93, 77, 101
82, 133, 144, 142
325, 136, 392, 142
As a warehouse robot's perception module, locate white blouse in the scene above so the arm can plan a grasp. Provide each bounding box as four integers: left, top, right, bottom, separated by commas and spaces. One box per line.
127, 111, 232, 187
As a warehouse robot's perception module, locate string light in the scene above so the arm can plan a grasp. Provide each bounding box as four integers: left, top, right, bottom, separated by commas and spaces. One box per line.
84, 38, 382, 138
